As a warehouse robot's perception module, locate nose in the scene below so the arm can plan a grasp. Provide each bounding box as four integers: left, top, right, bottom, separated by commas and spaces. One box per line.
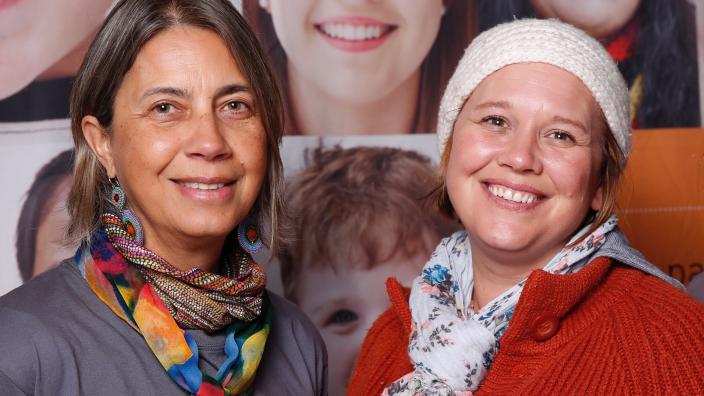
185, 111, 232, 161
496, 128, 543, 174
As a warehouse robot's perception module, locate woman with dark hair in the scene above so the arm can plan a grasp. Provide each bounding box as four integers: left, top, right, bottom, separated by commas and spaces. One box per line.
477, 0, 700, 128
0, 0, 327, 394
15, 149, 76, 281
242, 0, 476, 135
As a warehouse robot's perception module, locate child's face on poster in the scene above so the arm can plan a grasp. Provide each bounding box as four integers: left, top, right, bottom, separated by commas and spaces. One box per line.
263, 0, 445, 103
296, 250, 427, 394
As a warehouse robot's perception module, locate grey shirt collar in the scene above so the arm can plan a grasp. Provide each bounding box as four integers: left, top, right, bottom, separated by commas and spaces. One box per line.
585, 227, 683, 290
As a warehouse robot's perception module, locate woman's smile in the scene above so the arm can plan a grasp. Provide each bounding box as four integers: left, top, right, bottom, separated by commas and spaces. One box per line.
172, 177, 236, 203
481, 180, 545, 211
314, 16, 396, 52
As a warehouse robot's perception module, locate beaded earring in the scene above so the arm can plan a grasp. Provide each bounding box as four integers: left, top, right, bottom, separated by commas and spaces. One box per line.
238, 218, 263, 254
121, 210, 144, 244
110, 178, 144, 244
110, 179, 126, 210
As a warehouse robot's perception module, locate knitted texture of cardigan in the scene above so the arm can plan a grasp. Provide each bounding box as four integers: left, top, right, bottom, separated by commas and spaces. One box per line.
347, 257, 704, 395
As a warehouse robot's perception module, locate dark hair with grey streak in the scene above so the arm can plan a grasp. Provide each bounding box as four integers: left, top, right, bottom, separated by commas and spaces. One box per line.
68, 0, 285, 254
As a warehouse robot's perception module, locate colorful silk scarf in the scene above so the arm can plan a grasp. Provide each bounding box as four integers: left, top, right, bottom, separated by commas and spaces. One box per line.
384, 216, 618, 395
76, 213, 271, 395
100, 212, 266, 331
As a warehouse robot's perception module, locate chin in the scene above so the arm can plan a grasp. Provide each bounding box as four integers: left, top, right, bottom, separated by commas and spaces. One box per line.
179, 221, 236, 240
471, 225, 536, 253
483, 236, 532, 253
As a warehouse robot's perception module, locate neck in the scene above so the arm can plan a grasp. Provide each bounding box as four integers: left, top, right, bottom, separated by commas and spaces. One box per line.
144, 232, 226, 273
287, 65, 420, 135
469, 237, 563, 309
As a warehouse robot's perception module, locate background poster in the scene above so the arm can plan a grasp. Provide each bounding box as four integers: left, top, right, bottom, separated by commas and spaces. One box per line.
0, 1, 702, 395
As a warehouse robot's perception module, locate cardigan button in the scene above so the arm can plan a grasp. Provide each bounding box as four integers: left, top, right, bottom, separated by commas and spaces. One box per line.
530, 313, 559, 341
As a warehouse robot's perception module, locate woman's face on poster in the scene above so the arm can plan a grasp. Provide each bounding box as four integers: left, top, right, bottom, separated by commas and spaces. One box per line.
0, 0, 113, 99
531, 0, 641, 40
264, 0, 445, 104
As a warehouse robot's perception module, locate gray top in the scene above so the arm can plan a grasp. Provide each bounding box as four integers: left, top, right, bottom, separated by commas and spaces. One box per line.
0, 260, 327, 395
687, 272, 704, 303
589, 228, 683, 289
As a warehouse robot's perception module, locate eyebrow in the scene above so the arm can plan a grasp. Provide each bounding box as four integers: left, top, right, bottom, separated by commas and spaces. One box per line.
140, 84, 251, 101
141, 86, 189, 101
552, 115, 588, 134
474, 100, 511, 110
214, 83, 250, 98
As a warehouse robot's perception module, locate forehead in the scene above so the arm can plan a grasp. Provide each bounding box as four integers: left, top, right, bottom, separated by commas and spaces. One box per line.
124, 26, 248, 90
467, 62, 598, 115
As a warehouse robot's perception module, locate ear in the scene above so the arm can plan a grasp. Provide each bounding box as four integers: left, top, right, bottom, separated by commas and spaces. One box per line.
82, 115, 117, 178
591, 184, 604, 211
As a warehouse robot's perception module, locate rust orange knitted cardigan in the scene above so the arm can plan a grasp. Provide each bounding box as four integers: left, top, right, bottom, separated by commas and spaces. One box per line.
347, 257, 704, 395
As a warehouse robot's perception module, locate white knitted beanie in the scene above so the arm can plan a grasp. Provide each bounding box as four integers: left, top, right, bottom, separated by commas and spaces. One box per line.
437, 18, 631, 158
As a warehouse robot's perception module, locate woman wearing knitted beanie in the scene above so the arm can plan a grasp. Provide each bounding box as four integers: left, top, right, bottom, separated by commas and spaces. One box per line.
347, 19, 704, 395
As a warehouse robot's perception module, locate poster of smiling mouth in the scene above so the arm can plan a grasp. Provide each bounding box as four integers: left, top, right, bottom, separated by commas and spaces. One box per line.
0, 0, 702, 394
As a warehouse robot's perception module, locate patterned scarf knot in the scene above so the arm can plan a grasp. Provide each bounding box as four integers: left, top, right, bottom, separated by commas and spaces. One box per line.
101, 212, 266, 331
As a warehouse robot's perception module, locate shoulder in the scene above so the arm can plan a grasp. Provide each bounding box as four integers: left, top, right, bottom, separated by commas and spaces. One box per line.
686, 272, 704, 304
606, 263, 704, 323
346, 278, 413, 396
603, 265, 704, 389
0, 260, 87, 394
255, 291, 327, 395
0, 260, 80, 314
0, 260, 95, 334
0, 260, 87, 334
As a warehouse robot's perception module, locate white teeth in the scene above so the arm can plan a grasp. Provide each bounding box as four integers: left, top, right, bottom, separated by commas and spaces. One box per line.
319, 23, 386, 41
180, 182, 225, 190
502, 189, 513, 200
488, 184, 538, 204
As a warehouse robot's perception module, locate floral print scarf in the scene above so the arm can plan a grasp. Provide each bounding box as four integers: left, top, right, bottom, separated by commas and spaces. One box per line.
384, 216, 618, 395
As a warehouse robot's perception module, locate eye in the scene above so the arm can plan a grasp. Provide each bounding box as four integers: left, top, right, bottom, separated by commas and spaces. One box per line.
481, 115, 508, 128
548, 130, 576, 143
325, 309, 359, 326
227, 101, 246, 111
152, 102, 174, 114
222, 100, 253, 119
